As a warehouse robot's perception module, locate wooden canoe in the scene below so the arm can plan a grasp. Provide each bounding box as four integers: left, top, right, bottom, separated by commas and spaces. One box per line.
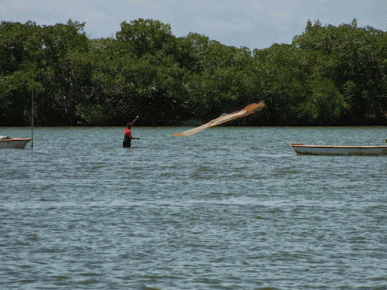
0, 138, 32, 149
290, 143, 387, 156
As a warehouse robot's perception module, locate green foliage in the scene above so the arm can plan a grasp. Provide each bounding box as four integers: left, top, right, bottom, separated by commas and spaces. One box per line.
293, 19, 387, 124
116, 18, 173, 58
76, 104, 106, 125
303, 78, 346, 125
0, 20, 88, 125
1, 18, 387, 126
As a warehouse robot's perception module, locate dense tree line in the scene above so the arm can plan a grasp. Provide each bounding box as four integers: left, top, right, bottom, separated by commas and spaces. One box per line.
1, 18, 387, 126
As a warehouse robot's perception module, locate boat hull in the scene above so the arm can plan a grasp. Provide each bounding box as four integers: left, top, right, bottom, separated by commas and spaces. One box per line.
290, 144, 387, 156
0, 138, 32, 149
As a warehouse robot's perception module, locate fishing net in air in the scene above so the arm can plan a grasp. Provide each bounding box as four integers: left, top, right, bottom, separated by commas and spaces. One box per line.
172, 101, 265, 137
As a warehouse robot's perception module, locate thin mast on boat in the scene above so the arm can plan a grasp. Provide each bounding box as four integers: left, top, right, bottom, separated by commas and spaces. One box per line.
31, 87, 33, 148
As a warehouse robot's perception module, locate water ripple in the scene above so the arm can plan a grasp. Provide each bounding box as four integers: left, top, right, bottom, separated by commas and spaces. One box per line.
1, 127, 387, 289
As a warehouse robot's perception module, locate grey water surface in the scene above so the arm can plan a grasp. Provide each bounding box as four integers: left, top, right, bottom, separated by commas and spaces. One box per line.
1, 126, 387, 289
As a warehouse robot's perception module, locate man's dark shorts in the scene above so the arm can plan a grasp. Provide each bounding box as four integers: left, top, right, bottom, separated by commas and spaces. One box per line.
123, 136, 131, 147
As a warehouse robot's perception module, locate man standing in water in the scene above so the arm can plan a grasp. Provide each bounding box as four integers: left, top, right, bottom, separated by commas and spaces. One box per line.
123, 115, 139, 148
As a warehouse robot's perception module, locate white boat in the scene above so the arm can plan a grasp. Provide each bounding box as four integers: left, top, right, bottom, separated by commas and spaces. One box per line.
0, 88, 35, 149
290, 143, 387, 156
0, 136, 32, 149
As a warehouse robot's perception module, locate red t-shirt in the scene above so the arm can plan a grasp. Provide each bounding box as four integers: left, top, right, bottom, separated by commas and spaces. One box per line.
124, 127, 132, 138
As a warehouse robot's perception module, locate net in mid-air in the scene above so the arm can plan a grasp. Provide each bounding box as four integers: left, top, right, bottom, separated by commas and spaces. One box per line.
172, 101, 265, 137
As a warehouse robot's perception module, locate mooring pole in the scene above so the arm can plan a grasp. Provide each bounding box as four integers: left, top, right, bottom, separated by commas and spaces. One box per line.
31, 87, 34, 148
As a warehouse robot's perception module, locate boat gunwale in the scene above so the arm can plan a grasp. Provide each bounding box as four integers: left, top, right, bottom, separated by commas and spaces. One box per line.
0, 138, 32, 142
290, 143, 387, 149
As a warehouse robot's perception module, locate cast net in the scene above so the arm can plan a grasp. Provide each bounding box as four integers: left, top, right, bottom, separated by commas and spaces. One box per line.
172, 101, 265, 137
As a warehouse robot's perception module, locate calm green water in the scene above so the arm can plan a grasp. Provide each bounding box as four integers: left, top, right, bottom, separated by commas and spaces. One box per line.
1, 126, 387, 289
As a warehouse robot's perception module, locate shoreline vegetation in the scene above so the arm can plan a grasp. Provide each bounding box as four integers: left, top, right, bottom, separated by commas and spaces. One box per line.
1, 18, 387, 127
